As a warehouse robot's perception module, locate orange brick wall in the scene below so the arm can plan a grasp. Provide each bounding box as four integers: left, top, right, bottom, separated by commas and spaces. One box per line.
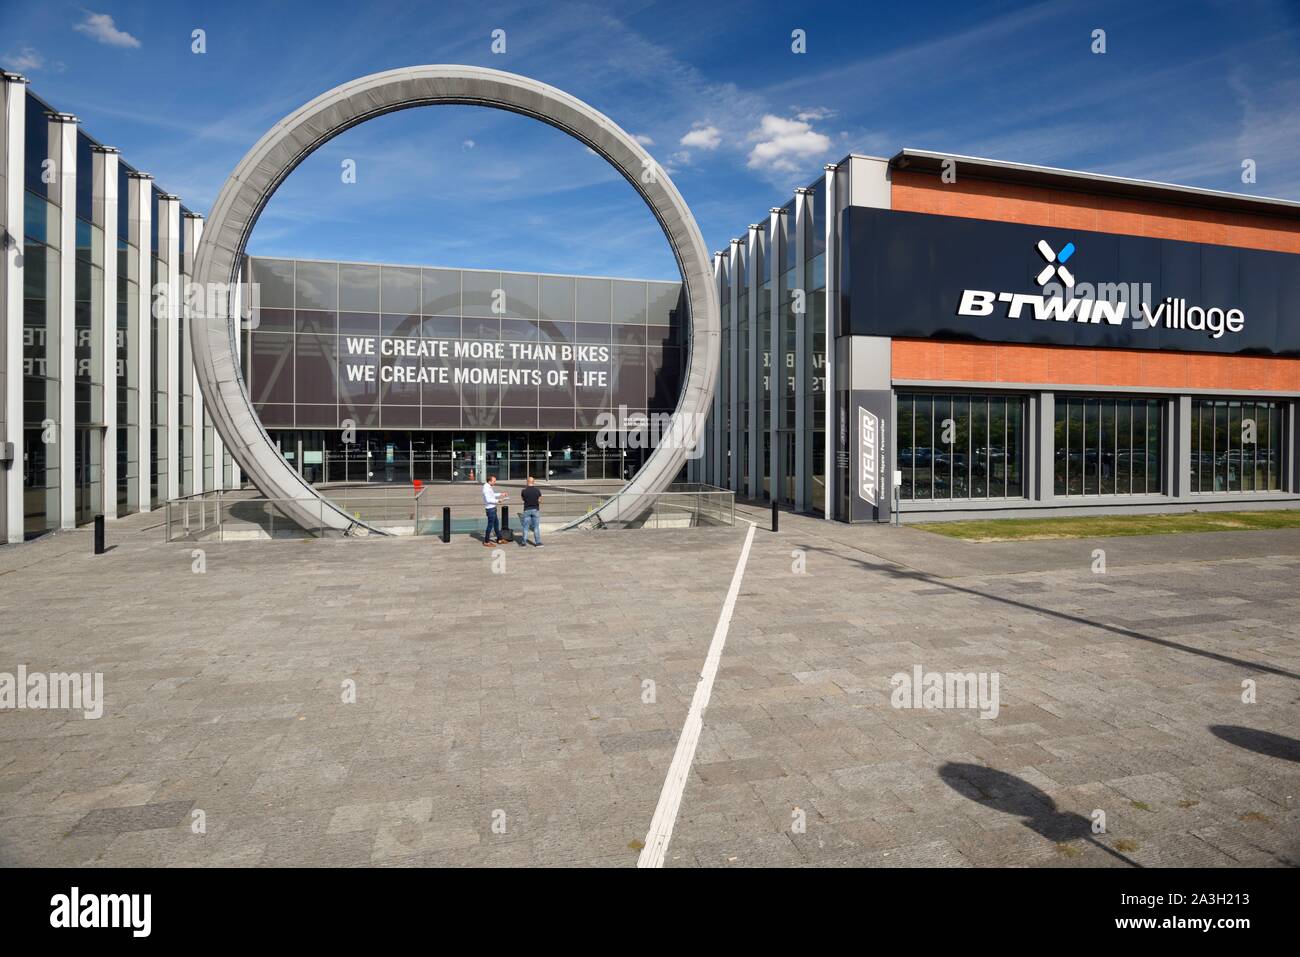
892, 340, 1300, 393
887, 171, 1300, 391
891, 170, 1300, 253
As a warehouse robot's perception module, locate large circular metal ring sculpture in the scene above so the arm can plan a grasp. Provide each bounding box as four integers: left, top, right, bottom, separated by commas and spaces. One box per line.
192, 65, 718, 534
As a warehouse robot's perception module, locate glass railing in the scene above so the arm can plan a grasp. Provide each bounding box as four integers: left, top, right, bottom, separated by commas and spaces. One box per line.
164, 483, 735, 542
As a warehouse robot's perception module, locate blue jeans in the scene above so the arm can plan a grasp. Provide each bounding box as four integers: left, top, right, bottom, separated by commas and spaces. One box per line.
484, 507, 500, 543
520, 508, 541, 545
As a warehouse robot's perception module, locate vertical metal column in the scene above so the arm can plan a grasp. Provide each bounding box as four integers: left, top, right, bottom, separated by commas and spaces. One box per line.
159, 194, 181, 503
183, 212, 206, 494
230, 276, 243, 490
793, 186, 811, 513
94, 145, 119, 520
127, 171, 152, 511
728, 237, 741, 493
49, 112, 78, 529
767, 207, 784, 507
710, 251, 724, 487
0, 72, 25, 543
1036, 393, 1054, 502
1288, 401, 1299, 494
822, 164, 838, 520
1173, 395, 1192, 499
747, 224, 761, 500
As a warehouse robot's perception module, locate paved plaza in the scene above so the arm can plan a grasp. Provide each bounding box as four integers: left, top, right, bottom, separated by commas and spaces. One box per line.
1, 502, 1298, 867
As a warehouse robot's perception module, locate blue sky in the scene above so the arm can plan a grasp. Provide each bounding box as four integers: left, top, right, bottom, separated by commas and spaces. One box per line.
5, 0, 1299, 280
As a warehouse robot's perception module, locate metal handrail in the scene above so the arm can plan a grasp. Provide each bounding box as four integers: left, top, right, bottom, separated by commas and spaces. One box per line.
163, 485, 734, 542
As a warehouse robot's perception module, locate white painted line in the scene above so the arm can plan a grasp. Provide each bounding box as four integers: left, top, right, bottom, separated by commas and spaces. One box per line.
638, 520, 757, 868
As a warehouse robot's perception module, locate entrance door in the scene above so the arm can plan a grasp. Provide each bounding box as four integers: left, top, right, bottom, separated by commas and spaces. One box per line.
75, 427, 104, 525
781, 432, 797, 507
482, 432, 508, 482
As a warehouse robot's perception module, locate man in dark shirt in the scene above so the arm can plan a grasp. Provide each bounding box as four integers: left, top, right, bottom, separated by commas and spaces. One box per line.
518, 476, 543, 547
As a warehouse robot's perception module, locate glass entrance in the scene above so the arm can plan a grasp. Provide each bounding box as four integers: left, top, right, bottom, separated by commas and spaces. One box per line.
75, 427, 104, 525
781, 432, 796, 506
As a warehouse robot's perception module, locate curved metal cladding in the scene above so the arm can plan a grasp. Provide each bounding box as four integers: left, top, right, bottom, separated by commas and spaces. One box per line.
192, 65, 718, 535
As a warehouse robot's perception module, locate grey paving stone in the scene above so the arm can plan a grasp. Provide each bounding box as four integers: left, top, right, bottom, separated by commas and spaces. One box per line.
2, 505, 1298, 866
68, 800, 195, 837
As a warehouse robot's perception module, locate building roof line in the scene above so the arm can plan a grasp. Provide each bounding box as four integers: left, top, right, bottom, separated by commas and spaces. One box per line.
244, 254, 682, 286
888, 148, 1300, 219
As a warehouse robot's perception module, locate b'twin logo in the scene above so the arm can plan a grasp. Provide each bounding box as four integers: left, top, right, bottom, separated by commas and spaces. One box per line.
1035, 239, 1075, 288
50, 887, 151, 937
957, 240, 1246, 339
958, 240, 1128, 326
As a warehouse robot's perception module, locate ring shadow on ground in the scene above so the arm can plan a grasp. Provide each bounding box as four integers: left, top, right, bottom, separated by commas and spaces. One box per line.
1209, 725, 1300, 762
793, 542, 1300, 682
939, 762, 1139, 866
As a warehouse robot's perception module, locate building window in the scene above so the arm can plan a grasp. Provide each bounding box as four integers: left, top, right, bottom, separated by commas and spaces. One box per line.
1191, 398, 1286, 493
896, 392, 1025, 501
1053, 396, 1163, 496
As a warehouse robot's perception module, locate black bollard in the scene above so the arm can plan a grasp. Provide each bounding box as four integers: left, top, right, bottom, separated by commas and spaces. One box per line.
771, 499, 778, 533
441, 506, 451, 544
500, 505, 510, 542
94, 514, 105, 554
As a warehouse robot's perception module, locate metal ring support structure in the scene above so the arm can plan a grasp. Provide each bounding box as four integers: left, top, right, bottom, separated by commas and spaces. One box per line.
192, 65, 719, 535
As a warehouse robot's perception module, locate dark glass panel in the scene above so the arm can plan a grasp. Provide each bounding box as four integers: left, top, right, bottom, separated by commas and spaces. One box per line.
500, 407, 539, 429
381, 265, 420, 315
611, 280, 646, 324
462, 316, 500, 340
380, 314, 421, 337
537, 320, 574, 345
576, 278, 611, 324
295, 309, 336, 335
501, 318, 540, 342
249, 333, 294, 403
575, 322, 611, 344
295, 334, 338, 404
422, 405, 461, 428
421, 268, 460, 316
616, 325, 647, 346
897, 394, 914, 500
295, 260, 338, 310
250, 258, 295, 309
382, 405, 421, 428
461, 270, 501, 318
338, 263, 380, 312
338, 312, 380, 336
612, 346, 646, 408
421, 315, 461, 339
539, 275, 575, 323
500, 272, 539, 321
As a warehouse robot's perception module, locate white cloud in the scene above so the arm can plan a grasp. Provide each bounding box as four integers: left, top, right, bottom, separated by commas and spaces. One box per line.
746, 114, 833, 172
680, 124, 722, 150
5, 47, 44, 72
462, 139, 476, 149
633, 133, 655, 146
74, 12, 141, 49
795, 107, 835, 122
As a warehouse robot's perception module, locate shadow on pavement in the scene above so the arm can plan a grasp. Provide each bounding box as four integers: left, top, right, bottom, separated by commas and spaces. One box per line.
938, 762, 1139, 866
1209, 725, 1300, 763
795, 541, 1300, 683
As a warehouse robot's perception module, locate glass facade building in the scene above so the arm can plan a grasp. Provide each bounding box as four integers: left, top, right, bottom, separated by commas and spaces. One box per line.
240, 256, 687, 486
1, 73, 222, 542
691, 152, 1299, 523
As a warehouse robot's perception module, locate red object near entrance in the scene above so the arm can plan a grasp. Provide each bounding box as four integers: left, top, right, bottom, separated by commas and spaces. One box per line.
412, 479, 423, 493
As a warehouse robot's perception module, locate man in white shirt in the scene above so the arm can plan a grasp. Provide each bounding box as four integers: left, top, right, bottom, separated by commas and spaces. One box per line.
482, 475, 507, 547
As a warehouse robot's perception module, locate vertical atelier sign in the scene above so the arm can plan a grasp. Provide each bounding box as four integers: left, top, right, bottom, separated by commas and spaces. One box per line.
852, 391, 891, 522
